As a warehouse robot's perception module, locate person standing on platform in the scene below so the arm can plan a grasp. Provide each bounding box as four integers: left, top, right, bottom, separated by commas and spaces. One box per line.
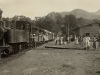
86, 35, 91, 49
67, 36, 70, 43
63, 36, 67, 45
60, 36, 64, 45
33, 34, 36, 48
55, 35, 59, 45
83, 35, 86, 48
93, 37, 98, 49
75, 36, 79, 45
59, 37, 61, 45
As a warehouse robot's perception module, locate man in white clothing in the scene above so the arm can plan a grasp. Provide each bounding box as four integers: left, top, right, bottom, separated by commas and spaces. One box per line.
83, 35, 86, 48
55, 35, 59, 45
86, 35, 90, 49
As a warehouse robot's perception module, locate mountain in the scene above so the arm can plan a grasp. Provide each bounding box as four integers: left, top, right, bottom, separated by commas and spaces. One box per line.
47, 9, 100, 20
60, 9, 100, 20
95, 9, 100, 15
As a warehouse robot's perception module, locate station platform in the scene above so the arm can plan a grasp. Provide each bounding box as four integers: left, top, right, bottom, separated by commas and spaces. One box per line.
45, 41, 100, 50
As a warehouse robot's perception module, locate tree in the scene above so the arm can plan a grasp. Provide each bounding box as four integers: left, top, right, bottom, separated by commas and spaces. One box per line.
93, 19, 100, 23
77, 18, 93, 27
53, 13, 63, 34
35, 12, 65, 35
63, 14, 77, 36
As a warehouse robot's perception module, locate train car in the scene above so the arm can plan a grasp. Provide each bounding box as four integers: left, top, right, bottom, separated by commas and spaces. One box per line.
30, 27, 45, 46
30, 27, 55, 47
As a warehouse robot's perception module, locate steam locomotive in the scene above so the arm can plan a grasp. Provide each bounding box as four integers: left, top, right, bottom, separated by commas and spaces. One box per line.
0, 10, 54, 58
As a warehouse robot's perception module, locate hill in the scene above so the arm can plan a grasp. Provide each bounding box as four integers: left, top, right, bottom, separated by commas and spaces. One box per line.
57, 9, 100, 20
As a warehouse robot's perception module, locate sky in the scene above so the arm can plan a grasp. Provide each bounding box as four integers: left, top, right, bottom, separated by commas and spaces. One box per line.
0, 0, 100, 20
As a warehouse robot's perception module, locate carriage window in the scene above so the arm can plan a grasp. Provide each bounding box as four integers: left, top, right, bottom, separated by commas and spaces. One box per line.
16, 21, 26, 30
27, 24, 30, 31
21, 24, 25, 30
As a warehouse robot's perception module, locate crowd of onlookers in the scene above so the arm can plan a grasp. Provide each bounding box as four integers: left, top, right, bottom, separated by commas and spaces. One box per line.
55, 35, 99, 50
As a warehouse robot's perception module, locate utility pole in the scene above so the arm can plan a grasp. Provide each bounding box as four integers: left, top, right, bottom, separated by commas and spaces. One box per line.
67, 16, 70, 43
68, 21, 69, 37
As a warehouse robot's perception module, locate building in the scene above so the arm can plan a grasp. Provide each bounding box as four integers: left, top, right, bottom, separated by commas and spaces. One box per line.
73, 22, 100, 40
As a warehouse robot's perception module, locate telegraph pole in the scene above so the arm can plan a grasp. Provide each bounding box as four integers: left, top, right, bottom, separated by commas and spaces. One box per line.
67, 21, 70, 43
68, 21, 69, 37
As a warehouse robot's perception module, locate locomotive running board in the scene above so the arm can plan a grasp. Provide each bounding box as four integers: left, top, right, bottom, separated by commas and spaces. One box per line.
0, 46, 9, 52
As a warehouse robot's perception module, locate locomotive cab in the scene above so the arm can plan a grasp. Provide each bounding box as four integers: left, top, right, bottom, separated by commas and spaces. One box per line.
7, 21, 31, 51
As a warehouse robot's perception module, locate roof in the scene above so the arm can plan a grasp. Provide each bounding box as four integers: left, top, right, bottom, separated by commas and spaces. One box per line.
72, 22, 100, 30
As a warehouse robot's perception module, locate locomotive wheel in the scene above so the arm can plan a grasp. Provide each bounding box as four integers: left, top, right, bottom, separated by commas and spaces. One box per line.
18, 44, 22, 50
1, 49, 9, 58
22, 44, 25, 50
33, 43, 35, 48
29, 43, 32, 48
11, 45, 19, 54
8, 45, 13, 55
24, 43, 28, 49
15, 45, 19, 53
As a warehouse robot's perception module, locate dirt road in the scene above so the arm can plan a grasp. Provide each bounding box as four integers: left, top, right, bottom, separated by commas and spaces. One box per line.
0, 41, 100, 75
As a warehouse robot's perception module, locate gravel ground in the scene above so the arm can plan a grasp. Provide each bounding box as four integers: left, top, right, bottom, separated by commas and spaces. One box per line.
0, 41, 100, 75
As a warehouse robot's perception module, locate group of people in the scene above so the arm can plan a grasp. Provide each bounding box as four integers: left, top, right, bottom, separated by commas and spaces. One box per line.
55, 35, 74, 45
55, 35, 98, 50
75, 35, 98, 49
55, 35, 64, 45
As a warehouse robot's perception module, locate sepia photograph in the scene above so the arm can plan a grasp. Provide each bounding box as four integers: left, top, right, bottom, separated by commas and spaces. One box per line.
0, 0, 100, 75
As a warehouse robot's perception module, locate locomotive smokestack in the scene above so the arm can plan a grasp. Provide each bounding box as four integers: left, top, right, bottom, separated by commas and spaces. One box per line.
0, 9, 3, 21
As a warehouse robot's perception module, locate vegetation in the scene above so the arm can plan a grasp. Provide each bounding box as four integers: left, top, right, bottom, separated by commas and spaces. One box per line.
2, 12, 100, 36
